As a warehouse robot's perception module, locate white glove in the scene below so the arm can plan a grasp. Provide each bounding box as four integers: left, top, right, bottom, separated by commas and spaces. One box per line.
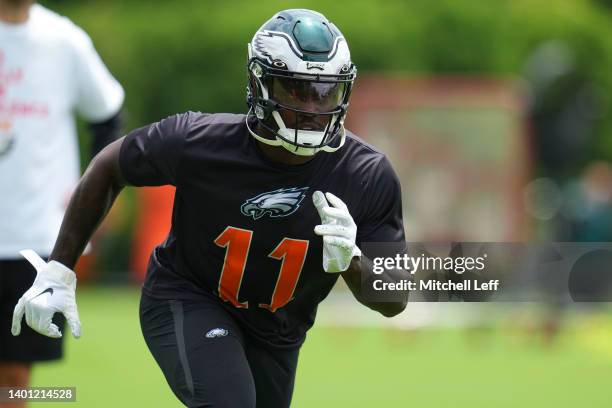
12, 250, 81, 339
313, 191, 362, 273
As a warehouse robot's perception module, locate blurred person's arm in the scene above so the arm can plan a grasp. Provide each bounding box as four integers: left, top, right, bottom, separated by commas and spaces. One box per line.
88, 110, 124, 158
68, 17, 125, 159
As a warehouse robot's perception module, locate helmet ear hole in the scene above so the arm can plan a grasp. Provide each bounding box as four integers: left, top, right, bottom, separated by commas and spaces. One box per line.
272, 60, 287, 69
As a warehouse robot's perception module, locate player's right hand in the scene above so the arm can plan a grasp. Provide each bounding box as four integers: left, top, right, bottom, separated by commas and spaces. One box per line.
11, 249, 81, 339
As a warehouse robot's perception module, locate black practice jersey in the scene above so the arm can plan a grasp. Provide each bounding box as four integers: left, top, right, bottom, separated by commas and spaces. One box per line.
119, 112, 405, 348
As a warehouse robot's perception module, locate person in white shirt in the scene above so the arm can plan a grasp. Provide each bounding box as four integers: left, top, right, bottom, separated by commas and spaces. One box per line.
0, 0, 124, 398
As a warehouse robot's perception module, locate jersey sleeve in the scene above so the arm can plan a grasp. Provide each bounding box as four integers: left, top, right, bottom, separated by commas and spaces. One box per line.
356, 156, 406, 251
70, 26, 124, 121
119, 113, 192, 186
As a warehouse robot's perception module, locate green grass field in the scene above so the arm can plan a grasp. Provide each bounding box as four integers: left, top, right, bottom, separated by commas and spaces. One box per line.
31, 287, 612, 407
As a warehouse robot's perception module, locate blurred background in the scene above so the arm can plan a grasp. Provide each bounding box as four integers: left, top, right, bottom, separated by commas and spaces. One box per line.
28, 0, 612, 406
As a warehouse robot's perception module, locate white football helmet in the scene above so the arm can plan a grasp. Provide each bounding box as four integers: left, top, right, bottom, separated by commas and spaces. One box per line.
246, 9, 357, 156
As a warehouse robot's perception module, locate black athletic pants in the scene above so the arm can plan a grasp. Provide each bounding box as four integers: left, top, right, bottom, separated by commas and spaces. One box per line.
139, 292, 300, 408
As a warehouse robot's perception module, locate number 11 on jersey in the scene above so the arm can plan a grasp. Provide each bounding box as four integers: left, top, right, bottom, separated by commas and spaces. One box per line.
214, 226, 309, 312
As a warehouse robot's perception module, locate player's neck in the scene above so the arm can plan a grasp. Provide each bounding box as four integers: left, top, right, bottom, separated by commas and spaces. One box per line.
255, 140, 315, 166
253, 124, 316, 166
0, 0, 32, 24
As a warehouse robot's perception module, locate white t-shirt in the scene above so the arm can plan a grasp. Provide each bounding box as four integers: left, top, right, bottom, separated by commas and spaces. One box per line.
0, 4, 124, 258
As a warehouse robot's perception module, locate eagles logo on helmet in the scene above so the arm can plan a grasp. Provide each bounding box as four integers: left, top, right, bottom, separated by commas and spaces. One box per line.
246, 9, 357, 156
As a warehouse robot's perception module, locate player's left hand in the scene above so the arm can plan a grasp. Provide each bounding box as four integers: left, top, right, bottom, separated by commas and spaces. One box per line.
313, 191, 362, 273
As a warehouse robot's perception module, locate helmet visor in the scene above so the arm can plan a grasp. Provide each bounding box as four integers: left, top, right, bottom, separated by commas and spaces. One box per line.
268, 77, 346, 132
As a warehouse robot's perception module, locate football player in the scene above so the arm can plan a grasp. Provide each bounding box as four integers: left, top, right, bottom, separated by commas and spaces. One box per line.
11, 9, 407, 407
0, 0, 123, 402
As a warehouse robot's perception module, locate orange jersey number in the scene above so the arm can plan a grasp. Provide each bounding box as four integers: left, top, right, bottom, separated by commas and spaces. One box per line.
214, 226, 309, 312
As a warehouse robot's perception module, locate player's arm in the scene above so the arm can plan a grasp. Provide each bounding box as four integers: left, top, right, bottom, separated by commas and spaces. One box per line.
313, 191, 408, 317
342, 255, 408, 317
51, 110, 189, 267
11, 138, 126, 339
13, 114, 188, 338
51, 137, 126, 268
313, 156, 408, 317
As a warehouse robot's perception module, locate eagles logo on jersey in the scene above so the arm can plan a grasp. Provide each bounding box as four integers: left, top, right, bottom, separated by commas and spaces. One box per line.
241, 187, 309, 220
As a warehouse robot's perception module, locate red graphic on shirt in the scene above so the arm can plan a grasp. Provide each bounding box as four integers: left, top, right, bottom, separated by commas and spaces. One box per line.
0, 50, 49, 119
